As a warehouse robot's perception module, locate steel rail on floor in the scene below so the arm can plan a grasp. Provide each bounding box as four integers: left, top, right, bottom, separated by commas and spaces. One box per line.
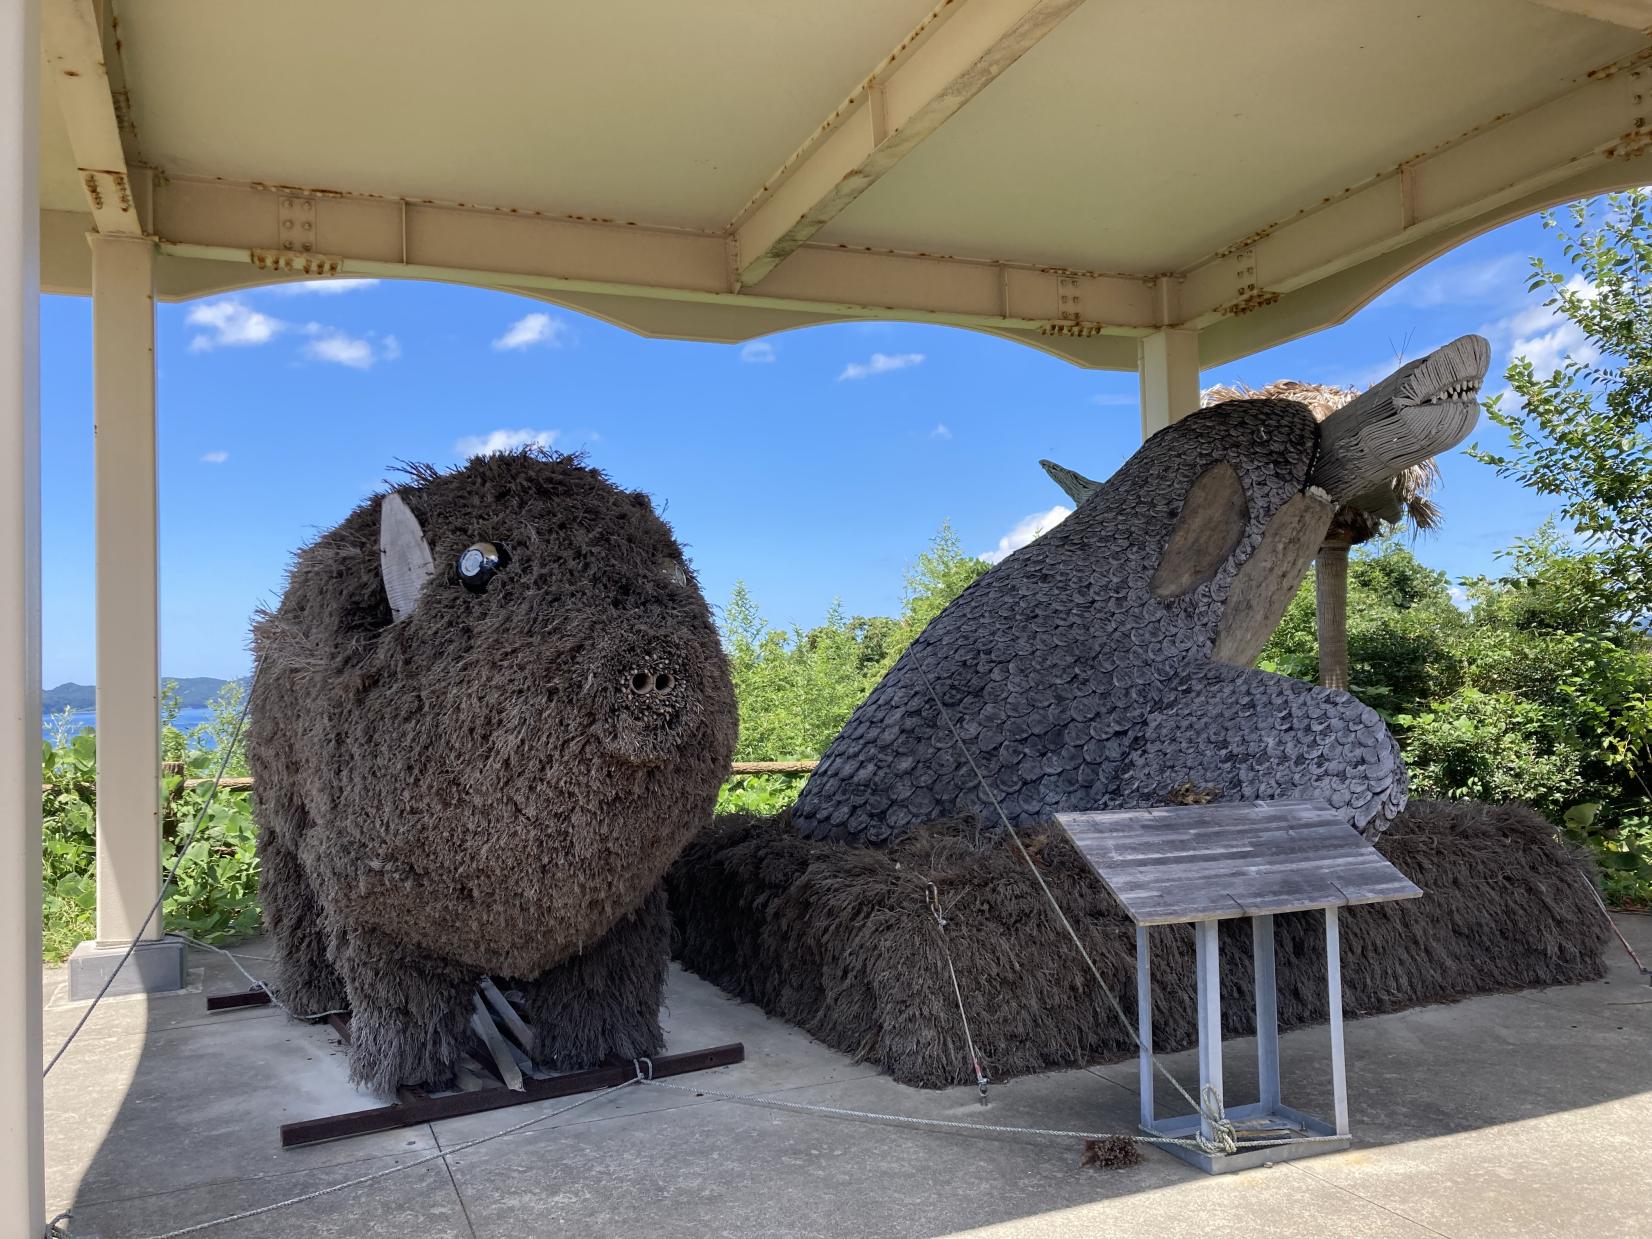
206, 987, 744, 1148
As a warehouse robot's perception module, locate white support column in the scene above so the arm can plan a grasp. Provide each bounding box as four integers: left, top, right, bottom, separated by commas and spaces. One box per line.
1194, 919, 1224, 1144
1137, 328, 1201, 440
1326, 906, 1349, 1135
1253, 914, 1280, 1112
1, 0, 46, 1231
87, 235, 169, 963
1135, 924, 1154, 1129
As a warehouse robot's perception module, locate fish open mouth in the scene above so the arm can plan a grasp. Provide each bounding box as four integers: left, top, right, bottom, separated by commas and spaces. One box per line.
1309, 334, 1490, 503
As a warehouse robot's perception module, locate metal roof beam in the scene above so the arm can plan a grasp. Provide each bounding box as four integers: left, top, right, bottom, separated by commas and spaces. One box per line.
41, 0, 142, 237
1178, 49, 1652, 331
729, 0, 1086, 289
144, 174, 1158, 340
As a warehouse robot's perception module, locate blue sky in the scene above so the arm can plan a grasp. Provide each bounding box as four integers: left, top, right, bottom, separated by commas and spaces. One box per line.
38, 208, 1587, 686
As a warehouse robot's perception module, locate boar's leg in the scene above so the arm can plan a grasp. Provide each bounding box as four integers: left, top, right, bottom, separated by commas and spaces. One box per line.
257, 812, 347, 1017
518, 886, 669, 1072
332, 928, 475, 1096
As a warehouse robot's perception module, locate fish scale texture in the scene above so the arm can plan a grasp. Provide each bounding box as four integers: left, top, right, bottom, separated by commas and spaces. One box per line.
792, 399, 1405, 843
1112, 661, 1407, 835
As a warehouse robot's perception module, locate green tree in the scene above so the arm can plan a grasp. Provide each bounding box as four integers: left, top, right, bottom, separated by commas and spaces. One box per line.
1260, 538, 1466, 718
1473, 190, 1652, 623
1264, 534, 1652, 904
716, 523, 991, 813
901, 521, 991, 631
871, 520, 991, 674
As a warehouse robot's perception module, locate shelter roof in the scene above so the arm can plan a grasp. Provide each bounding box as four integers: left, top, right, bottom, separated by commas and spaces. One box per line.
38, 1, 1652, 368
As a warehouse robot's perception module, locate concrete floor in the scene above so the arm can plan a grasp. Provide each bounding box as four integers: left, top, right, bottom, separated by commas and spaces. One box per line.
41, 916, 1652, 1239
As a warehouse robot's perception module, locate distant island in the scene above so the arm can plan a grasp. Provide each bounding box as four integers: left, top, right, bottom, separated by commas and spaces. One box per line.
43, 676, 248, 711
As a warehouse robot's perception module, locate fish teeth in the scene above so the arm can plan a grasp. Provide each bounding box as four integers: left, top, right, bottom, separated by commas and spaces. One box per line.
1425, 381, 1481, 403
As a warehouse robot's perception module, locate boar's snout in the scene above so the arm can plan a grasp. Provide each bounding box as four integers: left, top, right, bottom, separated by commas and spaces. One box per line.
625, 668, 676, 695
582, 624, 705, 765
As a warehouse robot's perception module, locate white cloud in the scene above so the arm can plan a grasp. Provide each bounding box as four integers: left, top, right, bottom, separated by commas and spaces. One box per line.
455, 427, 560, 457
740, 340, 777, 364
980, 505, 1072, 565
930, 423, 952, 440
1509, 316, 1593, 378
838, 351, 924, 381
186, 299, 286, 351
1486, 275, 1600, 378
200, 450, 229, 464
302, 327, 399, 370
188, 298, 400, 368
492, 312, 567, 351
263, 279, 380, 297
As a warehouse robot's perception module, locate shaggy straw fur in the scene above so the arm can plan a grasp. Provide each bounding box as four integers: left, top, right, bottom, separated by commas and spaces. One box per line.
249, 450, 737, 1093
670, 800, 1607, 1088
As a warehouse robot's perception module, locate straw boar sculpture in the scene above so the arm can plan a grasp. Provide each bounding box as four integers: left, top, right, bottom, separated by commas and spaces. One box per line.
248, 451, 737, 1094
791, 335, 1490, 845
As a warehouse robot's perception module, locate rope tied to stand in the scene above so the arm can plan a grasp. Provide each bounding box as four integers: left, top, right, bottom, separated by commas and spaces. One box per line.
908, 648, 1259, 1149
635, 1076, 1344, 1153
1197, 1084, 1240, 1156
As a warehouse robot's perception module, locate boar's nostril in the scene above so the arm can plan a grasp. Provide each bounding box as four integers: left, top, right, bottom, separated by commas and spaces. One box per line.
623, 668, 676, 695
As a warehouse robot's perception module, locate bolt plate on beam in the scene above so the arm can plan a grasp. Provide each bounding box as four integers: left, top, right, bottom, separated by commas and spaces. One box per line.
278, 195, 319, 254
1057, 275, 1081, 322
1222, 248, 1279, 318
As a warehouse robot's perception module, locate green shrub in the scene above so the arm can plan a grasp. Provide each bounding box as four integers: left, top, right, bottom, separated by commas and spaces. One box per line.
41, 716, 99, 961
40, 685, 262, 964
1263, 534, 1652, 906
1397, 688, 1587, 817
715, 773, 808, 816
159, 756, 262, 941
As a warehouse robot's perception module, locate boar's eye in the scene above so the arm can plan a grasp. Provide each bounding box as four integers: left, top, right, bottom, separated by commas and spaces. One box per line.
457, 542, 509, 593
660, 561, 688, 588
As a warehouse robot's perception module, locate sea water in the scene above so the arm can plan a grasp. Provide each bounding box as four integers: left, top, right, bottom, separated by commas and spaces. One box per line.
42, 705, 218, 743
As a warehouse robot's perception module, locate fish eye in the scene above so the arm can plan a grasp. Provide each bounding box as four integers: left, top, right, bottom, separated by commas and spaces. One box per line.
660, 561, 688, 588
458, 542, 509, 593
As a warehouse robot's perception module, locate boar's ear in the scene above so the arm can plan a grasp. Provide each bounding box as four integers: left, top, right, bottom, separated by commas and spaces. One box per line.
379, 492, 435, 622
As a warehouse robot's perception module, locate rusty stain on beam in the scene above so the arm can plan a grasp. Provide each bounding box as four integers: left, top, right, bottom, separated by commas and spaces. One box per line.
149, 175, 1158, 342
1188, 43, 1652, 292
43, 0, 143, 236
1180, 41, 1652, 331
